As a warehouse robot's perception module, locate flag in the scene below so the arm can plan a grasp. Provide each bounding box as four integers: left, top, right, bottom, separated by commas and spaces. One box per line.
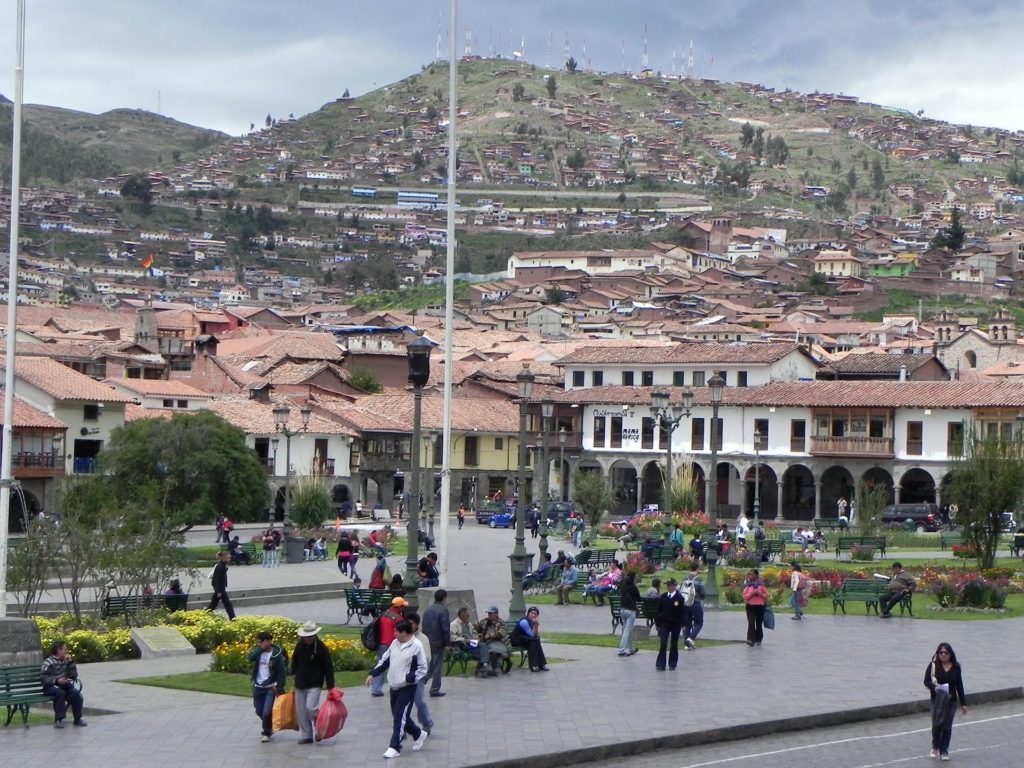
141, 254, 154, 269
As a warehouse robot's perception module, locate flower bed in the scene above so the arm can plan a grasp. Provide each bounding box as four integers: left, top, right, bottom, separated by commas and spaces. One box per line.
849, 544, 876, 562
928, 573, 1009, 609
622, 551, 653, 576
951, 542, 979, 560
211, 637, 372, 674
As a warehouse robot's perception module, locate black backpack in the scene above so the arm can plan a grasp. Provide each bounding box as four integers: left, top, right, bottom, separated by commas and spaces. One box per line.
361, 617, 382, 652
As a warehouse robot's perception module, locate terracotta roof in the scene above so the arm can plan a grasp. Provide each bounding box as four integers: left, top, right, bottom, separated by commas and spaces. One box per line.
208, 395, 356, 436
313, 393, 519, 433
823, 353, 943, 375
0, 391, 67, 428
8, 357, 132, 402
554, 342, 811, 366
104, 378, 213, 398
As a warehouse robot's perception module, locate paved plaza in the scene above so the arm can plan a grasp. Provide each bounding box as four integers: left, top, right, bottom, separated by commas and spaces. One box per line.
3, 521, 1022, 767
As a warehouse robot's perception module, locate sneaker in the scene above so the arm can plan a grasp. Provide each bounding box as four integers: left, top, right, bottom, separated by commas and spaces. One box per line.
371, 691, 385, 697
617, 650, 628, 657
930, 749, 939, 758
791, 615, 802, 620
261, 735, 271, 743
383, 747, 401, 759
412, 731, 428, 751
297, 739, 313, 744
939, 754, 949, 761
684, 638, 695, 650
880, 613, 892, 619
54, 720, 64, 729
628, 648, 639, 656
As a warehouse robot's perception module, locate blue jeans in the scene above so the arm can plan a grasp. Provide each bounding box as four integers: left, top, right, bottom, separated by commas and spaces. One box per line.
414, 681, 433, 730
44, 683, 83, 723
931, 697, 958, 753
686, 603, 704, 641
371, 648, 388, 694
253, 685, 276, 736
618, 608, 637, 652
791, 589, 803, 617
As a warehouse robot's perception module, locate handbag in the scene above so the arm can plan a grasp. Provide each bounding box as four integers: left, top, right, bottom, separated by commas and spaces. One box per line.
272, 691, 298, 732
763, 605, 776, 630
315, 688, 348, 740
931, 662, 951, 728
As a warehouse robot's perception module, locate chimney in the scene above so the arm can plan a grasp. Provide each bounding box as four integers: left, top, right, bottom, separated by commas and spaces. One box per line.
899, 365, 907, 382
249, 383, 273, 403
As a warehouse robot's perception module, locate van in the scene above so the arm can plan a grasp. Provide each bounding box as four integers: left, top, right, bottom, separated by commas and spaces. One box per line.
880, 503, 941, 532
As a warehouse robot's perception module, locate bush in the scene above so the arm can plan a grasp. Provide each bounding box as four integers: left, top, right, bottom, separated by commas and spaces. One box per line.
951, 542, 978, 559
724, 549, 763, 569
289, 475, 332, 529
928, 574, 1008, 609
622, 552, 652, 577
210, 637, 373, 674
64, 630, 107, 663
850, 544, 876, 562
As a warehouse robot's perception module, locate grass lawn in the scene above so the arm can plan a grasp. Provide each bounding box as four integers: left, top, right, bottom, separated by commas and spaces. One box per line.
118, 669, 371, 698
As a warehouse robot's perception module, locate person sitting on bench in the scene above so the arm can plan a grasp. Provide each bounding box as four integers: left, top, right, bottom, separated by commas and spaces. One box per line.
522, 553, 552, 590
880, 562, 916, 618
473, 606, 511, 676
511, 606, 549, 672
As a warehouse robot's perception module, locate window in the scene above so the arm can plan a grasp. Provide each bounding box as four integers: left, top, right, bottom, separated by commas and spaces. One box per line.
593, 416, 607, 447
947, 422, 964, 457
83, 404, 100, 421
572, 370, 585, 387
464, 436, 480, 466
753, 419, 769, 450
790, 420, 806, 452
494, 437, 504, 450
177, 400, 187, 409
433, 436, 445, 466
906, 421, 923, 456
831, 417, 847, 437
641, 370, 654, 387
737, 371, 748, 387
162, 399, 174, 408
641, 417, 655, 450
691, 418, 705, 451
712, 418, 723, 451
610, 416, 623, 448
716, 371, 728, 385
692, 371, 706, 387
592, 370, 604, 386
672, 371, 686, 387
869, 416, 886, 439
622, 371, 635, 386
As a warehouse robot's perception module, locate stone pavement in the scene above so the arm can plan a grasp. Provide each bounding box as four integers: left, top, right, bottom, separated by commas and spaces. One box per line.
4, 523, 1021, 768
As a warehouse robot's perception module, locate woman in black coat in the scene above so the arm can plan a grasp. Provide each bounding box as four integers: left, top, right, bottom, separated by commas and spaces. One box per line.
923, 642, 968, 760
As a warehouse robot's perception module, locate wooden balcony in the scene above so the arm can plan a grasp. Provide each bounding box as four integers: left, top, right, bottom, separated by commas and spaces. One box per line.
12, 452, 65, 478
809, 435, 894, 458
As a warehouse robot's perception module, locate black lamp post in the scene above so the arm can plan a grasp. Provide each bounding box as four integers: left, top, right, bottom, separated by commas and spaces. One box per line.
705, 373, 725, 609
404, 334, 433, 595
509, 364, 535, 619
558, 427, 567, 502
538, 399, 554, 560
272, 404, 312, 528
651, 388, 694, 542
753, 428, 762, 526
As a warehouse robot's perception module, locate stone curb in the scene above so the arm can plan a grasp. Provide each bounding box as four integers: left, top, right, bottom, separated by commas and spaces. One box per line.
465, 686, 1024, 768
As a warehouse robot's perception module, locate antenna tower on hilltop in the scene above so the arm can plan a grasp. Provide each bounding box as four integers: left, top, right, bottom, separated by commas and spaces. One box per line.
436, 12, 442, 61
583, 37, 589, 71
642, 22, 649, 70
464, 29, 473, 57
621, 40, 626, 73
564, 31, 570, 65
546, 29, 552, 68
687, 40, 695, 79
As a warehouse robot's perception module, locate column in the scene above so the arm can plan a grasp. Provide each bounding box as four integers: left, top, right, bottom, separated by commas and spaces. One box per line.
740, 477, 749, 518
894, 485, 902, 504
814, 481, 822, 520
635, 475, 643, 514
775, 480, 784, 521
567, 461, 577, 502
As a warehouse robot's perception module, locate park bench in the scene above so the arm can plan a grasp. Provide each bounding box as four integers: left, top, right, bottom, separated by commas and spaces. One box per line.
525, 566, 560, 594
503, 620, 530, 671
219, 541, 261, 564
812, 518, 849, 532
101, 594, 187, 623
1, 665, 50, 728
568, 572, 595, 604
342, 588, 391, 625
939, 531, 962, 550
443, 645, 477, 675
834, 535, 888, 558
755, 539, 786, 561
832, 577, 912, 616
608, 593, 661, 635
1011, 534, 1024, 557
586, 549, 618, 569
642, 545, 677, 569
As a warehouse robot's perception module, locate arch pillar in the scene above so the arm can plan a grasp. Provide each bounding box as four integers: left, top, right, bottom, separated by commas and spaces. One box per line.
635, 475, 644, 514
814, 481, 822, 519
894, 485, 901, 504
776, 481, 785, 521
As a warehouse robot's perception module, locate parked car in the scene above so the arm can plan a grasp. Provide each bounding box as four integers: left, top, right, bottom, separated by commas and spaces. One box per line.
880, 503, 942, 532
488, 511, 517, 529
543, 501, 578, 525
475, 502, 505, 525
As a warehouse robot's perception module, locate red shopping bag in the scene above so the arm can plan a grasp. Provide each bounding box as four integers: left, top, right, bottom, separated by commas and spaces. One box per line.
315, 688, 347, 740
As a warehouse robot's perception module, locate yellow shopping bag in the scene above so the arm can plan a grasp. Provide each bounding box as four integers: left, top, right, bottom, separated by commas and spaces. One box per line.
272, 691, 298, 732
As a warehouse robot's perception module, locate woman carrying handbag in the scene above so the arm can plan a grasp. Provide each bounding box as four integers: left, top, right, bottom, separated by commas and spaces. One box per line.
924, 642, 967, 760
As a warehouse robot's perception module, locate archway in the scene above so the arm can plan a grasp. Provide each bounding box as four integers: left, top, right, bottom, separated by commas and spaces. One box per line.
641, 460, 665, 510
744, 464, 778, 520
332, 484, 350, 515
964, 350, 977, 369
900, 468, 936, 503
820, 465, 855, 518
609, 459, 638, 515
7, 488, 41, 533
782, 465, 815, 521
715, 462, 742, 519
858, 468, 895, 518
273, 486, 288, 522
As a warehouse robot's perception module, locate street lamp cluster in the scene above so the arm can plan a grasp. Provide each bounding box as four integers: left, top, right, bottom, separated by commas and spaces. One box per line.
403, 335, 433, 598
650, 388, 694, 542
272, 404, 311, 527
509, 364, 533, 619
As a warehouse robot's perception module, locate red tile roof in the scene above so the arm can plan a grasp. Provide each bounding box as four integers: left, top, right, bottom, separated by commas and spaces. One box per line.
105, 378, 212, 398
0, 391, 67, 428
9, 357, 133, 402
553, 342, 811, 366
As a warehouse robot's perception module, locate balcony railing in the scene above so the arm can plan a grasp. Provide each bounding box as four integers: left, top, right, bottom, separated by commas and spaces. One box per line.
809, 435, 894, 458
12, 452, 59, 469
790, 437, 806, 453
73, 457, 98, 474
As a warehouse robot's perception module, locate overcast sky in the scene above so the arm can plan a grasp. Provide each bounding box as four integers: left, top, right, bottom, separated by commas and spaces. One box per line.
1, 0, 1021, 136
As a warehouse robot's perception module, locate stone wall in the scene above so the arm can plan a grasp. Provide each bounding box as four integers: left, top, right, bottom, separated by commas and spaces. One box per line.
0, 617, 43, 666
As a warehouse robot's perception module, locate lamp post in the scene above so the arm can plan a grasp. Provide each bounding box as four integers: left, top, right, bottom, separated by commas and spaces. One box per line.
558, 427, 567, 502
50, 434, 64, 472
270, 437, 279, 522
538, 400, 554, 560
427, 433, 439, 540
752, 429, 762, 526
404, 334, 434, 595
272, 405, 311, 528
509, 364, 535, 619
705, 373, 726, 610
650, 389, 694, 543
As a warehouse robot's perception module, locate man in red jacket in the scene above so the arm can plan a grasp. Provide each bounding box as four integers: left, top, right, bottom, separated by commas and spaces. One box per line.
371, 597, 408, 696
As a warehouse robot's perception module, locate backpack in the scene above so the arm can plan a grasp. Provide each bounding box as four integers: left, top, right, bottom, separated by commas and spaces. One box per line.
361, 617, 382, 652
682, 580, 697, 607
797, 573, 810, 591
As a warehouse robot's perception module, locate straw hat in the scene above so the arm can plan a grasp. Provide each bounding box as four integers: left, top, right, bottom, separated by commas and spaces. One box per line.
297, 621, 322, 637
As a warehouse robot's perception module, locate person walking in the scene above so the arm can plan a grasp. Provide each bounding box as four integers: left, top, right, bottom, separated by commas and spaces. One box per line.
683, 563, 705, 650
790, 562, 809, 620
617, 572, 641, 657
262, 529, 278, 568
742, 569, 769, 646
456, 505, 465, 530
654, 578, 685, 671
365, 619, 429, 759
924, 642, 968, 760
336, 532, 353, 576
405, 612, 435, 734
421, 590, 450, 697
208, 550, 236, 620
290, 621, 335, 744
372, 597, 408, 696
247, 631, 287, 743
40, 641, 86, 728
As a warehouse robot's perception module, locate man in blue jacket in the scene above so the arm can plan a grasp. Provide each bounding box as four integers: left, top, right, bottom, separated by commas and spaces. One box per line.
247, 631, 288, 742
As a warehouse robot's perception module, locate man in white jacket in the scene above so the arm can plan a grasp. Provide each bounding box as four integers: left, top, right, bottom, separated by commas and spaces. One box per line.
365, 619, 429, 759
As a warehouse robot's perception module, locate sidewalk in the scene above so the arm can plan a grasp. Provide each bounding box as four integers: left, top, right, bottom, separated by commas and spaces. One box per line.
4, 525, 1019, 768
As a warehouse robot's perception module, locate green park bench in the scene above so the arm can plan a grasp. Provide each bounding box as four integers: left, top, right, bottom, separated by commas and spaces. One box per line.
525, 567, 560, 595
939, 531, 962, 550
1, 665, 51, 728
608, 593, 660, 635
219, 541, 261, 564
642, 545, 677, 569
755, 539, 786, 561
342, 588, 392, 625
812, 518, 849, 532
832, 577, 911, 616
834, 535, 887, 558
101, 594, 187, 623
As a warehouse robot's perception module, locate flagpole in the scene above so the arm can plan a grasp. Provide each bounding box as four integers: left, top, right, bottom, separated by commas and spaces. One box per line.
1, 0, 28, 618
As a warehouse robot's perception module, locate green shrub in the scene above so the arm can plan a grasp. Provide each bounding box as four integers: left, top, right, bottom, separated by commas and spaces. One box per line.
64, 630, 107, 662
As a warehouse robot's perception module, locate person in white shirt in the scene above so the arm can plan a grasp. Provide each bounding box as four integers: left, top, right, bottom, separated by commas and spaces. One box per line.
366, 620, 429, 759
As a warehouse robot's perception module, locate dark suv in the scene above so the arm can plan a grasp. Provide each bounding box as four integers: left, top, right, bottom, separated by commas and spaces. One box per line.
880, 503, 942, 532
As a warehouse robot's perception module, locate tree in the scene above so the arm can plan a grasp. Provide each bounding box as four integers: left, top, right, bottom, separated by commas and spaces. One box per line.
7, 516, 61, 616
855, 481, 891, 537
846, 167, 858, 190
751, 127, 764, 161
617, 191, 627, 206
546, 75, 557, 100
265, 113, 272, 127
566, 149, 586, 171
342, 87, 350, 98
120, 172, 153, 214
544, 286, 566, 304
565, 57, 578, 73
512, 83, 525, 102
740, 122, 754, 149
349, 367, 383, 393
100, 411, 270, 528
871, 156, 885, 191
931, 209, 966, 252
255, 204, 275, 235
945, 431, 1024, 570
572, 470, 614, 527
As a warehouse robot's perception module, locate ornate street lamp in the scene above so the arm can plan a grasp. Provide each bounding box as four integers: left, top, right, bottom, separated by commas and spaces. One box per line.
538, 399, 554, 560
753, 428, 762, 526
509, 364, 535, 619
273, 404, 311, 528
651, 388, 694, 542
558, 427, 567, 502
404, 334, 433, 595
705, 373, 726, 609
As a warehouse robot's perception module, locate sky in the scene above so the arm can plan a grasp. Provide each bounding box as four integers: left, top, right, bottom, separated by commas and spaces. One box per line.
0, 0, 1022, 136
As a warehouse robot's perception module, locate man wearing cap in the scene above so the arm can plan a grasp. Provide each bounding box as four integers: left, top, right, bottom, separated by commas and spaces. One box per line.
290, 622, 335, 744
372, 597, 408, 696
473, 605, 511, 676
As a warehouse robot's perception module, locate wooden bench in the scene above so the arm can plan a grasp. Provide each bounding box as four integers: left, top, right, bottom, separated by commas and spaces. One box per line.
609, 593, 660, 635
1011, 534, 1024, 557
219, 541, 261, 564
832, 578, 912, 616
586, 549, 618, 569
1, 664, 51, 728
755, 539, 786, 561
568, 572, 594, 604
642, 545, 677, 569
101, 594, 187, 622
342, 588, 392, 625
812, 518, 849, 532
504, 620, 529, 670
835, 536, 888, 558
939, 531, 962, 550
525, 566, 560, 594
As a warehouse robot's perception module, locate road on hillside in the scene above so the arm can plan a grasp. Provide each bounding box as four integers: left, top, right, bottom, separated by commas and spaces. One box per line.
583, 698, 1024, 768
